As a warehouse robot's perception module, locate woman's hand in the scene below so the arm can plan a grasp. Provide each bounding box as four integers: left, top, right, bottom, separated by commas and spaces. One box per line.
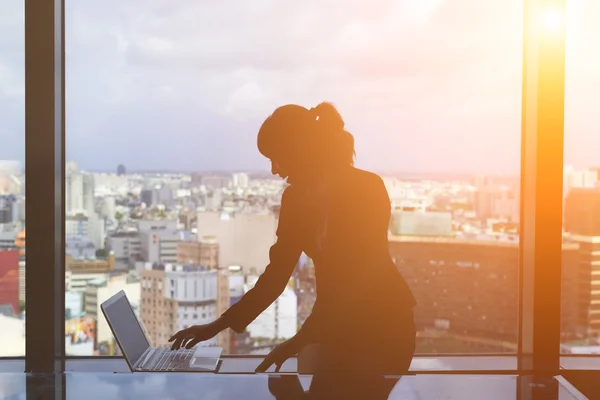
256, 336, 304, 373
169, 319, 225, 350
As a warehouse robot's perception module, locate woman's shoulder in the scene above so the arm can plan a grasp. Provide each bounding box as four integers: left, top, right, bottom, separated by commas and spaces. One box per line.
281, 184, 300, 205
347, 167, 386, 190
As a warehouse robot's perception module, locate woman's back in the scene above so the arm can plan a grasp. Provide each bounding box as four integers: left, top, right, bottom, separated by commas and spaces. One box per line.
292, 167, 416, 340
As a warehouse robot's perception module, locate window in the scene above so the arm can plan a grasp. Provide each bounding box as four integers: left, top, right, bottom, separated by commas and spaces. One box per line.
0, 0, 24, 357
560, 0, 600, 355
57, 0, 539, 359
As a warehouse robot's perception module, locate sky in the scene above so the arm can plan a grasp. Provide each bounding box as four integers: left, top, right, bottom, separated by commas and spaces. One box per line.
0, 0, 599, 174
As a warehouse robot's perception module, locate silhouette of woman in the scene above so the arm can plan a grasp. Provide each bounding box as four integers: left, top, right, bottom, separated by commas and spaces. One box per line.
169, 102, 417, 385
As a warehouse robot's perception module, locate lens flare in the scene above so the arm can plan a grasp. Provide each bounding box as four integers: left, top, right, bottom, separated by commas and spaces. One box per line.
542, 8, 564, 32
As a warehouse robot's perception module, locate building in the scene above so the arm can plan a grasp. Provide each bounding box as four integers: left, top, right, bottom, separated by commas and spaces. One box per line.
66, 213, 106, 250
565, 188, 600, 237
564, 188, 600, 336
139, 263, 230, 352
196, 212, 277, 273
232, 173, 249, 189
244, 275, 297, 341
563, 165, 598, 201
100, 196, 117, 221
0, 170, 22, 196
0, 314, 24, 356
66, 164, 95, 215
140, 188, 157, 208
199, 174, 231, 190
216, 266, 230, 352
65, 270, 108, 293
66, 236, 97, 260
390, 210, 453, 237
0, 226, 19, 251
177, 235, 219, 267
0, 249, 19, 314
388, 236, 580, 347
139, 230, 190, 265
18, 260, 24, 303
107, 231, 142, 270
65, 291, 84, 319
0, 195, 16, 224
66, 252, 115, 274
84, 273, 140, 349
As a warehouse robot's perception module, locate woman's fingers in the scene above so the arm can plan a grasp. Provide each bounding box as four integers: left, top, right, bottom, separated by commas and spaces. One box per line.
168, 331, 180, 342
169, 328, 194, 350
185, 338, 201, 349
256, 355, 275, 373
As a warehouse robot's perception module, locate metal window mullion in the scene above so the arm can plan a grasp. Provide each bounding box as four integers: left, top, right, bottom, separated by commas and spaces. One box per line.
24, 0, 65, 373
518, 0, 566, 376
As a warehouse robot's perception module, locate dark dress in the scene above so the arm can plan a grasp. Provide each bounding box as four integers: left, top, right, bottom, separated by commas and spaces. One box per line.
221, 167, 417, 376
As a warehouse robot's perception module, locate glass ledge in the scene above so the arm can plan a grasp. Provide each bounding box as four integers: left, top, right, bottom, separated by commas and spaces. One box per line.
8, 355, 600, 373
0, 359, 24, 373
63, 355, 518, 373
561, 356, 600, 370
0, 356, 520, 374
0, 372, 587, 399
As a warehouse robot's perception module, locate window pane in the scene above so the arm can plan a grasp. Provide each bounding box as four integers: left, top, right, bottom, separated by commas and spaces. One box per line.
561, 0, 600, 355
66, 1, 522, 356
0, 0, 25, 357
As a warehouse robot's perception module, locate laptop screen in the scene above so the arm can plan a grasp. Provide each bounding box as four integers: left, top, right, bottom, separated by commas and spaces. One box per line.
101, 291, 150, 367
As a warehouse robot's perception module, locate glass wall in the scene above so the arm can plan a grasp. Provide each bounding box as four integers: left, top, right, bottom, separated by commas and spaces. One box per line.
560, 0, 600, 355
0, 0, 25, 357
65, 0, 523, 356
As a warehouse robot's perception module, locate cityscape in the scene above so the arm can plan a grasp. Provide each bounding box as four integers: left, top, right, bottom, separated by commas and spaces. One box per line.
0, 160, 598, 356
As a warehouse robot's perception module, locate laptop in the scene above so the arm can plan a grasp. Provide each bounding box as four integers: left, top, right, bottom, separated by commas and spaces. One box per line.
101, 290, 223, 372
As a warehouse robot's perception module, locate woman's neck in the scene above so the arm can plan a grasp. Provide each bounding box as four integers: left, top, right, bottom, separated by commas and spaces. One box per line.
305, 164, 350, 191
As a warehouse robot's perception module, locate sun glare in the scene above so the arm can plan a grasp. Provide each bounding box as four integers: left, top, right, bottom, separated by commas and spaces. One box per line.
542, 8, 564, 32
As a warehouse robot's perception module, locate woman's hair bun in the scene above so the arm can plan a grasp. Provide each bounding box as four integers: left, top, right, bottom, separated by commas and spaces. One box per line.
314, 102, 345, 132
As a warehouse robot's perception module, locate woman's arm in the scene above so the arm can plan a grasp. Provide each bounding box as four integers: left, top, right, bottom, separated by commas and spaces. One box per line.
219, 187, 303, 333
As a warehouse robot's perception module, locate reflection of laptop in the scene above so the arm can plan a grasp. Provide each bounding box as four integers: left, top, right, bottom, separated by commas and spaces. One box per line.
101, 290, 222, 372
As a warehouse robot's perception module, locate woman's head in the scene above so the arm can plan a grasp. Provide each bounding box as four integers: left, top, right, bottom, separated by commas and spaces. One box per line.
257, 102, 355, 184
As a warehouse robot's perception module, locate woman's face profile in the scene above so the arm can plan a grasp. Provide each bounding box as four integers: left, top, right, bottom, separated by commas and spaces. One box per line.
270, 159, 290, 181
270, 155, 304, 185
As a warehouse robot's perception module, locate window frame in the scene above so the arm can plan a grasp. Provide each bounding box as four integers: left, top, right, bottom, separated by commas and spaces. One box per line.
19, 0, 572, 374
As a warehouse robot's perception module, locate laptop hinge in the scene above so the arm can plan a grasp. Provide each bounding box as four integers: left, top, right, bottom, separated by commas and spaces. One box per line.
133, 348, 154, 370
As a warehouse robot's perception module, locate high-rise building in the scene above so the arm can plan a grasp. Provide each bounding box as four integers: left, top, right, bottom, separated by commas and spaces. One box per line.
139, 263, 230, 352
564, 188, 600, 336
389, 236, 581, 344
196, 212, 277, 273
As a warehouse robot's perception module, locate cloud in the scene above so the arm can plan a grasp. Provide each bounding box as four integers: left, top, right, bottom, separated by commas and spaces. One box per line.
1, 0, 598, 172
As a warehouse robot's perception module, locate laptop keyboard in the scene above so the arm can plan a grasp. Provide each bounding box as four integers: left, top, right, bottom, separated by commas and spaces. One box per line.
150, 348, 195, 371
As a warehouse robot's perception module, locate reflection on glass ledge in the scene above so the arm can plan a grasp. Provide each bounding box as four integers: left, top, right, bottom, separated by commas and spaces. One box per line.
561, 356, 600, 370
62, 355, 518, 373
0, 373, 586, 399
12, 355, 600, 373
